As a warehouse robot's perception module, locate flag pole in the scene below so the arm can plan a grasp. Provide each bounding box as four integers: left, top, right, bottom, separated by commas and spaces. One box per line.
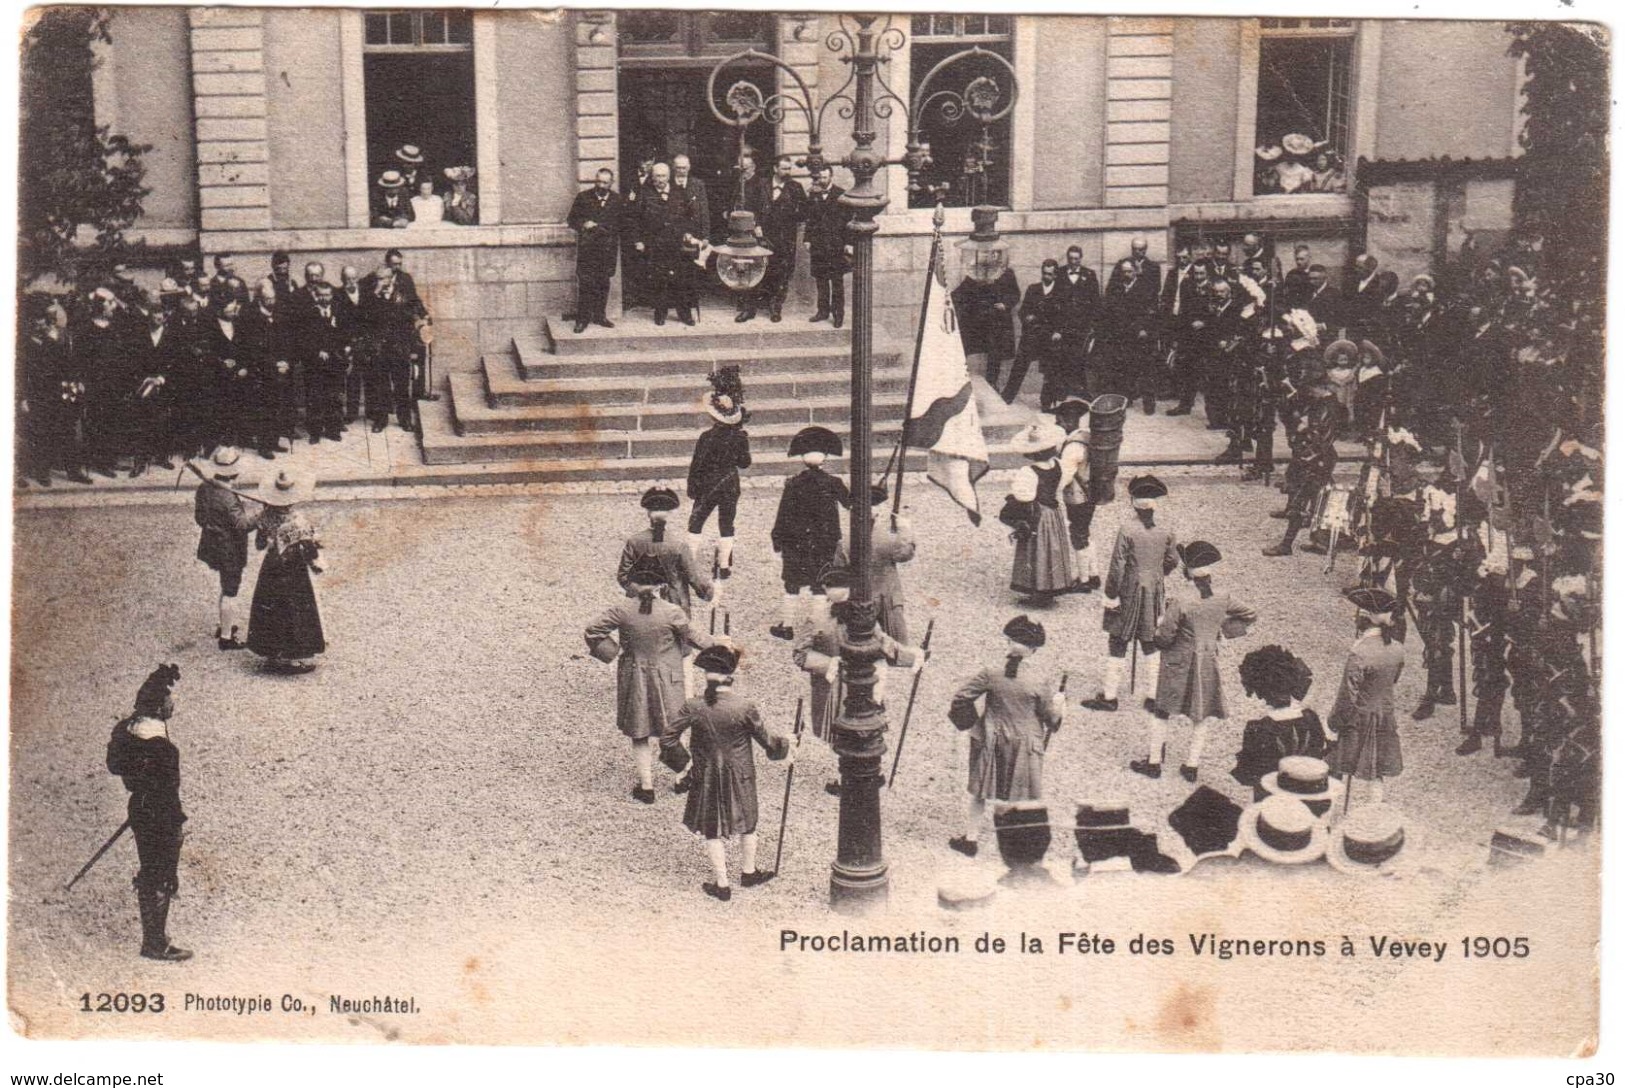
892, 201, 947, 521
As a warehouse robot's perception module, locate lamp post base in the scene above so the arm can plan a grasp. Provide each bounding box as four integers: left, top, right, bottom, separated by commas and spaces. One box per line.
830, 864, 890, 914
828, 743, 890, 915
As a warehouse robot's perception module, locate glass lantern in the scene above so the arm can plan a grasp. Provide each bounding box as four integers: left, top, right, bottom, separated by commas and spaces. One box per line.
956, 205, 1010, 284
713, 210, 773, 291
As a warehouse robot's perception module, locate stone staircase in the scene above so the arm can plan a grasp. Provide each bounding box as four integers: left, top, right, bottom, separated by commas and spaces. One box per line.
419, 313, 1031, 483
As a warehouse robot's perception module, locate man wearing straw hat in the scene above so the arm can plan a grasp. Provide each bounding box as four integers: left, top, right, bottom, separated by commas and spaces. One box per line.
190, 447, 260, 650
372, 169, 414, 229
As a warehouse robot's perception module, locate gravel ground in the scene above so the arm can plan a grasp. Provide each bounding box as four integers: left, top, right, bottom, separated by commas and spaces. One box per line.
7, 474, 1598, 1051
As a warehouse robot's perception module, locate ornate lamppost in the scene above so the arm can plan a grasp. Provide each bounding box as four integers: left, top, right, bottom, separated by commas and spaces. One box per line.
708, 15, 1018, 914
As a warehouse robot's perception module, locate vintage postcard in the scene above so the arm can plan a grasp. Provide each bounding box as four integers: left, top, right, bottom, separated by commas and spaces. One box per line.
7, 4, 1606, 1058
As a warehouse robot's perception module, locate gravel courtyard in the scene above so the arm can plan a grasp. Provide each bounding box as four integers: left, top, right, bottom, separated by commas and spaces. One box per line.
8, 473, 1597, 1051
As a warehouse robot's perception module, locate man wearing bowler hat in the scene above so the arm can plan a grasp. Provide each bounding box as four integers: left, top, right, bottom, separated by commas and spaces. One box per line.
770, 425, 851, 640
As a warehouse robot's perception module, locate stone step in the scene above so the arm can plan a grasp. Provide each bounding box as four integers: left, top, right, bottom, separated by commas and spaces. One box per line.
481, 351, 912, 408
447, 371, 910, 434
544, 314, 851, 357
420, 394, 1026, 468
513, 335, 902, 381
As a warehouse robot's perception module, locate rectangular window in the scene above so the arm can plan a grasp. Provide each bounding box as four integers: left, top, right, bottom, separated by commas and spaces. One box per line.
909, 15, 1014, 209
1252, 23, 1354, 196
363, 10, 478, 224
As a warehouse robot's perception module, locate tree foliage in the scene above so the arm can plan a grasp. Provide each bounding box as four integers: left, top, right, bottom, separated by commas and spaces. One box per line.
18, 7, 151, 292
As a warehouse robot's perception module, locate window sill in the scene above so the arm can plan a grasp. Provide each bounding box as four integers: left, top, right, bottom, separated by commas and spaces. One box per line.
1170, 194, 1356, 221
197, 223, 578, 251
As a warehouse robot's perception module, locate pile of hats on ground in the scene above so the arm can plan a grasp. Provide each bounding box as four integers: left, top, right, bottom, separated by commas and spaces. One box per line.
1236, 755, 1413, 876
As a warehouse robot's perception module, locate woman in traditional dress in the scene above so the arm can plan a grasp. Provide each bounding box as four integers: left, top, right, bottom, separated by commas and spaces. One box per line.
1327, 586, 1407, 804
584, 561, 717, 803
946, 615, 1064, 858
247, 471, 326, 672
667, 645, 789, 901
1135, 541, 1257, 783
999, 418, 1076, 602
1232, 645, 1330, 788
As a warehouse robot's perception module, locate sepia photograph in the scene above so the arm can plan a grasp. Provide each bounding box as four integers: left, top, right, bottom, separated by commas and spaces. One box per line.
5, 0, 1610, 1066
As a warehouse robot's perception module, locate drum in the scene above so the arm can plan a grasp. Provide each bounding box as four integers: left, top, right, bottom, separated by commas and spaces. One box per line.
993, 801, 1052, 868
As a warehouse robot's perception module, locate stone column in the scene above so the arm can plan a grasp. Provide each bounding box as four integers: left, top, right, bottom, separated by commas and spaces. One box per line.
189, 8, 271, 237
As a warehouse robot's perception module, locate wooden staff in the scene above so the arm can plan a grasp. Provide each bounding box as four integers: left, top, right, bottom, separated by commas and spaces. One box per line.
1454, 422, 1470, 738
885, 618, 935, 791
64, 820, 130, 892
771, 697, 806, 876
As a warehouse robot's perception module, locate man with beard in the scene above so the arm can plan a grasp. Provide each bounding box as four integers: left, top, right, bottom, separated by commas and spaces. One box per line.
635, 163, 704, 327
740, 154, 806, 323
1099, 252, 1162, 411
359, 263, 419, 431
567, 167, 624, 333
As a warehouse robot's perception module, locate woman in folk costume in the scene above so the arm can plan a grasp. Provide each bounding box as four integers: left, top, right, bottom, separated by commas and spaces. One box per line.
667, 645, 790, 901
1327, 587, 1407, 804
584, 561, 719, 804
1053, 396, 1103, 593
105, 663, 191, 961
793, 566, 922, 794
999, 417, 1076, 602
1134, 541, 1257, 782
770, 425, 851, 640
1231, 645, 1331, 788
246, 471, 327, 673
618, 486, 712, 616
946, 615, 1064, 858
834, 482, 915, 642
1084, 475, 1179, 712
686, 366, 752, 579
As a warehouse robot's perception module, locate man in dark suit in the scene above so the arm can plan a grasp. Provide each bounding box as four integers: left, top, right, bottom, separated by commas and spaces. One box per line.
1165, 256, 1210, 415
372, 170, 414, 229
1200, 279, 1245, 433
240, 280, 298, 457
1009, 259, 1064, 406
1054, 245, 1100, 401
18, 298, 83, 484
1106, 237, 1163, 410
1099, 256, 1163, 411
741, 154, 807, 323
1343, 252, 1384, 342
634, 163, 704, 326
671, 154, 710, 243
334, 266, 367, 424
299, 279, 349, 443
382, 248, 433, 401
803, 163, 851, 327
567, 167, 625, 333
1280, 244, 1314, 310
124, 292, 183, 477
1302, 264, 1342, 339
267, 251, 297, 302
359, 264, 420, 431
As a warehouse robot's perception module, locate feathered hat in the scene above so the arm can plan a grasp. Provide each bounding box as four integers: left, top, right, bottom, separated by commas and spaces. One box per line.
705, 365, 749, 425
1239, 645, 1312, 706
134, 663, 181, 716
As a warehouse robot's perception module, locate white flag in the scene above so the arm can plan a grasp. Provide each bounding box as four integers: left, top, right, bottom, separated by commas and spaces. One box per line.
905, 244, 989, 525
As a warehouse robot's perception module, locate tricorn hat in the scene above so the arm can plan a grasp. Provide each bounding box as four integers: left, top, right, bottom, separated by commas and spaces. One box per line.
640, 486, 680, 512
625, 558, 667, 587
1180, 540, 1222, 574
868, 482, 889, 507
693, 644, 738, 676
788, 425, 842, 458
1168, 786, 1245, 860
1128, 475, 1168, 502
1344, 586, 1397, 615
133, 663, 181, 716
1003, 614, 1046, 649
1051, 396, 1091, 431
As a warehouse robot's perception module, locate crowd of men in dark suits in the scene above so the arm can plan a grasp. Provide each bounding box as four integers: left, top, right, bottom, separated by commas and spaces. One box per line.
17, 249, 432, 486
567, 150, 855, 331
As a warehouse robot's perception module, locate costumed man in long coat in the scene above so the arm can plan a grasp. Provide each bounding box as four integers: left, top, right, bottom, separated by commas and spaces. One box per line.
686, 367, 752, 578
1084, 475, 1178, 712
952, 261, 1020, 390
105, 663, 191, 961
247, 471, 327, 673
793, 565, 922, 794
667, 645, 790, 901
946, 615, 1064, 857
1231, 645, 1329, 788
770, 425, 851, 640
567, 167, 624, 334
618, 486, 712, 618
1053, 397, 1102, 592
834, 483, 916, 643
191, 445, 259, 650
1327, 586, 1407, 804
1134, 541, 1257, 782
803, 163, 852, 327
584, 561, 720, 803
999, 418, 1077, 602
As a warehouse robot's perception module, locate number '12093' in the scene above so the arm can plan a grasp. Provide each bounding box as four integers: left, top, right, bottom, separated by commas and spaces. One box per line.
80, 992, 165, 1012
